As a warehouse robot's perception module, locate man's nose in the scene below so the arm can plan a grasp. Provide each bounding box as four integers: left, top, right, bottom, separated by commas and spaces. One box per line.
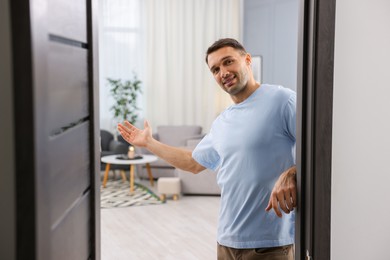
220, 68, 230, 78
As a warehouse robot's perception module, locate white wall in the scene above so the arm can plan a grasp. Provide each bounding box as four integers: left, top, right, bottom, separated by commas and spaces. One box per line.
243, 0, 299, 91
332, 0, 390, 259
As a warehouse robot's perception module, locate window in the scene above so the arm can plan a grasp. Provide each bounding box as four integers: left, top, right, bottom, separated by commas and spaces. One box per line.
99, 0, 144, 131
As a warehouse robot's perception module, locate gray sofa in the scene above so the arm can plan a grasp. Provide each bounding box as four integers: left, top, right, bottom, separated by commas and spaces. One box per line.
136, 125, 220, 195
175, 139, 221, 195
137, 125, 204, 178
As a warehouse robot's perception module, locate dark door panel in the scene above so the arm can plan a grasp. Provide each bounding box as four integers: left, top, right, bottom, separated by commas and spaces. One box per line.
48, 122, 90, 226
51, 192, 91, 260
47, 42, 89, 133
48, 0, 87, 43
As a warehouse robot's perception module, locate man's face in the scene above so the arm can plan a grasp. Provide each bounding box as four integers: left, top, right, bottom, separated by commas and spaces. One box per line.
207, 46, 250, 96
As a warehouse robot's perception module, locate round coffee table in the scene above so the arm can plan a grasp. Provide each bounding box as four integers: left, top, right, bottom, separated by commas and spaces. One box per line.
101, 154, 158, 193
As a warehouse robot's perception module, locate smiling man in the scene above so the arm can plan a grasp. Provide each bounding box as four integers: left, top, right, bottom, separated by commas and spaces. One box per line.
118, 38, 297, 260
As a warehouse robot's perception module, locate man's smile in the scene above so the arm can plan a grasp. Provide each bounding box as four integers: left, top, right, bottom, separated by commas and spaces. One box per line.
223, 75, 236, 87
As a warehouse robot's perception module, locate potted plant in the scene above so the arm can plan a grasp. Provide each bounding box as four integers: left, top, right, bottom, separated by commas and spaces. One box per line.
106, 73, 142, 126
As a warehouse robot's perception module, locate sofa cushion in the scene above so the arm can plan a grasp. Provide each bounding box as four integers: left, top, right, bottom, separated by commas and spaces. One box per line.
157, 125, 202, 147
176, 168, 221, 195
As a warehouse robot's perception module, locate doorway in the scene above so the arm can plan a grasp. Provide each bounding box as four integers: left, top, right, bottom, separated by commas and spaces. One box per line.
97, 1, 326, 259
0, 0, 336, 259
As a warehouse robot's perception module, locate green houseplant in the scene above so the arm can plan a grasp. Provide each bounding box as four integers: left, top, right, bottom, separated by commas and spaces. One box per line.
107, 73, 142, 125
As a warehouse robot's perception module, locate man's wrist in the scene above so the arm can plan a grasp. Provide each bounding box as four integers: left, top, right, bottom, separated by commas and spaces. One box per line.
287, 166, 297, 178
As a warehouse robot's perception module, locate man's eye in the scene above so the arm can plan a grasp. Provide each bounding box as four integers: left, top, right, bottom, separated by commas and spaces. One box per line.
225, 59, 233, 65
213, 69, 220, 75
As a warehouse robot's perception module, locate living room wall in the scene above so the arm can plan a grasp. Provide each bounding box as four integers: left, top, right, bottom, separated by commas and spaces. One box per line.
243, 0, 299, 91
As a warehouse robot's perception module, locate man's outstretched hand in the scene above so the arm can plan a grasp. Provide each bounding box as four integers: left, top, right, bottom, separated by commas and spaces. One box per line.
117, 120, 152, 148
265, 166, 297, 218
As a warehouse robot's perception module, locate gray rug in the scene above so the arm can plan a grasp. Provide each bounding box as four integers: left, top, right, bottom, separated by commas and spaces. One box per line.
100, 180, 163, 208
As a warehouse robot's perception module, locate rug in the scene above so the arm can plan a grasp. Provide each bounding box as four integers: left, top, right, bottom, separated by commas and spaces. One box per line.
100, 180, 164, 208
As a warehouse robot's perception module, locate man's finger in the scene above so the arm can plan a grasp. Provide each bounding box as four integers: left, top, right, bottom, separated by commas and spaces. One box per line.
291, 188, 297, 208
118, 123, 128, 133
284, 190, 294, 210
124, 120, 134, 129
276, 192, 289, 214
117, 125, 125, 135
265, 199, 272, 212
271, 195, 282, 217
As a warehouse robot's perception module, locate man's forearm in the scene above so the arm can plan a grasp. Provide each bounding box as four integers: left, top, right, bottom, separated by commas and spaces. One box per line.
145, 138, 206, 174
117, 120, 205, 173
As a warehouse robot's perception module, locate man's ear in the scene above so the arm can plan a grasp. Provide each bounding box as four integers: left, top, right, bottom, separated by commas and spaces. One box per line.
245, 53, 252, 65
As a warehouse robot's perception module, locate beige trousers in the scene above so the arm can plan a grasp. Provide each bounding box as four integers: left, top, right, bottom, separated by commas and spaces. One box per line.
217, 243, 294, 260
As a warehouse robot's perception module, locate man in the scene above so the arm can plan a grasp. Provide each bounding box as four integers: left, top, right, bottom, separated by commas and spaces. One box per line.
118, 38, 297, 260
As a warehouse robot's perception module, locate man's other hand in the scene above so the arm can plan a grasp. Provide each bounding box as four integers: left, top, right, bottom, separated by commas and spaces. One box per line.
265, 166, 297, 218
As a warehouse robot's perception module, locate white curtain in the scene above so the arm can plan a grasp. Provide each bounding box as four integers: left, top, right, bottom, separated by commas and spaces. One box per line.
99, 0, 145, 132
142, 0, 240, 132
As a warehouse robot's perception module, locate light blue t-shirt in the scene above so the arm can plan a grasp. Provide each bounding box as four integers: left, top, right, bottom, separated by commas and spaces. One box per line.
192, 84, 296, 249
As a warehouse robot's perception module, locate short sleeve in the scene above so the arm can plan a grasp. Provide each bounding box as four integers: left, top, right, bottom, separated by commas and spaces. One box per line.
192, 130, 220, 171
283, 92, 296, 142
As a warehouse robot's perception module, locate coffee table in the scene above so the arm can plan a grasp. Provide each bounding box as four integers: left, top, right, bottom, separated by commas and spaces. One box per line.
101, 154, 158, 193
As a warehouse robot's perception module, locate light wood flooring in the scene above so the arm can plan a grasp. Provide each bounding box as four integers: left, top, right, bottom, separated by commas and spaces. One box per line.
101, 178, 220, 260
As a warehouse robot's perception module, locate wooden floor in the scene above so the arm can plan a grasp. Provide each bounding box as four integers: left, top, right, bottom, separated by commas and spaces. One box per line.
101, 179, 220, 260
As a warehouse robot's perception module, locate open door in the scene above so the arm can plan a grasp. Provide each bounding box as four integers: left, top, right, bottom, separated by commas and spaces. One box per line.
4, 0, 100, 259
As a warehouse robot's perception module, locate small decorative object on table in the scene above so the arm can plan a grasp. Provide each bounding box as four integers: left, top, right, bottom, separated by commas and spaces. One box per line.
128, 146, 135, 159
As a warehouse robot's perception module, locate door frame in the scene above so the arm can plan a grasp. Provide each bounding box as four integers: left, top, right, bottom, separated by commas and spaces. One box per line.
296, 0, 336, 259
88, 0, 101, 259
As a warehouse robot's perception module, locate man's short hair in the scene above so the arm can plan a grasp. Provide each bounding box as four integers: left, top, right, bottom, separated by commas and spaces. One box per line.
205, 38, 247, 64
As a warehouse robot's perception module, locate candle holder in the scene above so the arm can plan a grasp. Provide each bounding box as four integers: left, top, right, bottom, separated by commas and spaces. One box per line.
127, 146, 135, 159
